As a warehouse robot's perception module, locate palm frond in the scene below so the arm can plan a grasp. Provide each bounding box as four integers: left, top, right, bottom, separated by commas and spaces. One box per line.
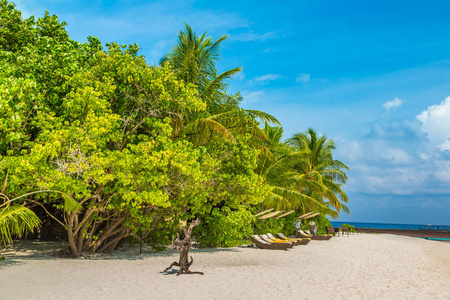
3, 190, 82, 213
0, 204, 41, 245
182, 118, 236, 145
262, 186, 324, 211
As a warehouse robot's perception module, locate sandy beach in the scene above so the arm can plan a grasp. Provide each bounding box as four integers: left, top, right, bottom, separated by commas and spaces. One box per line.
1, 234, 449, 300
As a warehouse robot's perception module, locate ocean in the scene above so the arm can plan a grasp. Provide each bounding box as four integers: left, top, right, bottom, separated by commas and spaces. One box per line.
330, 221, 450, 231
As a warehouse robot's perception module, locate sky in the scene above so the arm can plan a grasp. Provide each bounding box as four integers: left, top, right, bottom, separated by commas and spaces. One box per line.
13, 0, 450, 225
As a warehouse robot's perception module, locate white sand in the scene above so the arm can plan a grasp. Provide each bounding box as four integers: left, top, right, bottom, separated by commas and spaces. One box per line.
1, 234, 449, 300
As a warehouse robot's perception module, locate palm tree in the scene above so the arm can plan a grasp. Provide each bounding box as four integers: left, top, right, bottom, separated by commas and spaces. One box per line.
0, 174, 40, 259
0, 201, 41, 246
162, 24, 280, 149
160, 24, 241, 110
258, 124, 324, 211
258, 126, 349, 218
0, 173, 80, 249
286, 128, 350, 216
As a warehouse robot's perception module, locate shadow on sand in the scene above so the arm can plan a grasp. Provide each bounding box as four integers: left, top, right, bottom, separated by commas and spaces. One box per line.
0, 239, 245, 266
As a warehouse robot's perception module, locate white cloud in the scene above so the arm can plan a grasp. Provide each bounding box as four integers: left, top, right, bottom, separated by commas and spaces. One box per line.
241, 90, 264, 104
416, 96, 450, 147
335, 124, 450, 197
437, 140, 450, 152
231, 31, 279, 42
382, 97, 405, 111
296, 73, 311, 83
249, 73, 281, 85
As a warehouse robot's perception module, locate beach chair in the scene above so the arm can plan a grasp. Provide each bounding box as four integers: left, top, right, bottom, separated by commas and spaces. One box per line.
260, 234, 295, 248
306, 230, 333, 240
266, 233, 300, 246
326, 226, 336, 236
250, 235, 291, 250
276, 233, 311, 245
299, 230, 328, 240
334, 227, 341, 236
341, 226, 350, 237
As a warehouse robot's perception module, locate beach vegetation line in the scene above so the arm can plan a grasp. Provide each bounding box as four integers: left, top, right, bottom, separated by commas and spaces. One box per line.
0, 1, 349, 257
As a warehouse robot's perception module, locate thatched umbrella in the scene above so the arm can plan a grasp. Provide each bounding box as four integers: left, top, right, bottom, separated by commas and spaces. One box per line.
258, 211, 283, 219
274, 210, 295, 219
303, 212, 320, 219
298, 211, 315, 219
250, 208, 274, 219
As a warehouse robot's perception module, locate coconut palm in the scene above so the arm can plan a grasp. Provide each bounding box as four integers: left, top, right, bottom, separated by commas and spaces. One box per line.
258, 126, 349, 218
0, 201, 41, 246
286, 128, 350, 215
162, 24, 280, 149
160, 24, 241, 110
0, 173, 81, 247
257, 124, 323, 211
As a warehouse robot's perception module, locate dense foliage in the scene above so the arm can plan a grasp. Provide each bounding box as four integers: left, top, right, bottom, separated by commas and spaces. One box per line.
0, 1, 349, 256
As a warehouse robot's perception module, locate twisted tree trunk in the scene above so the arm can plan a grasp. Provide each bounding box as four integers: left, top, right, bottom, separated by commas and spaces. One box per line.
163, 219, 204, 276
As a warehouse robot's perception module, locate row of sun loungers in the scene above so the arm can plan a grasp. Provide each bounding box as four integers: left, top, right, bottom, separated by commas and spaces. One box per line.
250, 232, 313, 250
297, 230, 333, 240
251, 230, 334, 250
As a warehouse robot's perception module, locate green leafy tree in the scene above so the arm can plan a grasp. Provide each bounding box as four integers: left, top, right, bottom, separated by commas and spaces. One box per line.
194, 138, 270, 247
3, 44, 213, 256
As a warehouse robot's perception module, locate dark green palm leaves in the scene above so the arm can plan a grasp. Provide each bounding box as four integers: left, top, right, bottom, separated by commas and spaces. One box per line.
162, 24, 280, 147
262, 127, 349, 217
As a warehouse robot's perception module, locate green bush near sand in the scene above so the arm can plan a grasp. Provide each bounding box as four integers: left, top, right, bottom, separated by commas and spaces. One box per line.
341, 224, 357, 233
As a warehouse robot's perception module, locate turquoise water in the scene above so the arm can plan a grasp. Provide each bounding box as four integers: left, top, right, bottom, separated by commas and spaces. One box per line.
331, 221, 450, 231
417, 237, 450, 242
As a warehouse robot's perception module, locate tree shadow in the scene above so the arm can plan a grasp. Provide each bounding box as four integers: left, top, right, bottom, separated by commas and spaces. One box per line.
160, 268, 179, 275
0, 239, 248, 263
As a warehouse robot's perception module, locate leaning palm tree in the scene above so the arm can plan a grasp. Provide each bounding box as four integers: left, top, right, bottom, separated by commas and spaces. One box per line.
286, 128, 350, 215
0, 173, 40, 247
258, 124, 325, 211
258, 126, 349, 218
0, 173, 81, 258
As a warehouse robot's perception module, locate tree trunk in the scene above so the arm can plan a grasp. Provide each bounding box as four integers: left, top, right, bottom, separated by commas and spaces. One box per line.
163, 219, 204, 276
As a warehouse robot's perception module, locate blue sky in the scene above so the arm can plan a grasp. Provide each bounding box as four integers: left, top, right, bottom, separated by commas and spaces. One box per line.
14, 0, 450, 225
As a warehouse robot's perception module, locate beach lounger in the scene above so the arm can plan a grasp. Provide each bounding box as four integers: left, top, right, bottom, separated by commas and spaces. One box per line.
276, 233, 311, 245
250, 235, 291, 250
299, 230, 328, 240
326, 226, 337, 236
341, 226, 350, 237
305, 230, 332, 239
260, 234, 295, 248
305, 230, 333, 240
266, 233, 300, 246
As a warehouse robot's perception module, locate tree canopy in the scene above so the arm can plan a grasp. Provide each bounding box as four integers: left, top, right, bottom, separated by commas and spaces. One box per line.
0, 1, 349, 256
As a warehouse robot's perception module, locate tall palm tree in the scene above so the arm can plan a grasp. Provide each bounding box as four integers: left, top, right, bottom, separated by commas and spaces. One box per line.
160, 24, 241, 110
258, 124, 324, 211
286, 128, 350, 215
162, 24, 280, 149
258, 126, 349, 218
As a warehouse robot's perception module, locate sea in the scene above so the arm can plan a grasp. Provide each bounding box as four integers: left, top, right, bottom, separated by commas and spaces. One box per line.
330, 221, 450, 231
